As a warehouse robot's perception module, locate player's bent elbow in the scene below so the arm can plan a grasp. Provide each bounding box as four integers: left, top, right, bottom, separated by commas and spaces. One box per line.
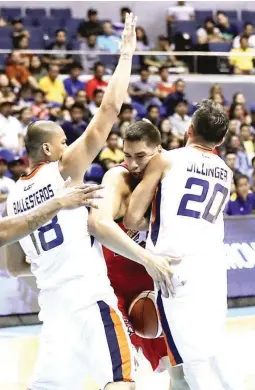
123, 213, 138, 230
100, 99, 121, 117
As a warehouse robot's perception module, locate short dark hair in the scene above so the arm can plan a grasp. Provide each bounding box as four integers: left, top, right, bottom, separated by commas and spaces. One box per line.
147, 104, 159, 113
252, 156, 255, 166
234, 174, 249, 187
121, 7, 131, 14
139, 66, 149, 73
33, 88, 45, 96
94, 62, 104, 71
70, 62, 83, 71
119, 103, 132, 113
55, 28, 67, 36
192, 99, 229, 144
240, 35, 248, 41
159, 66, 169, 73
93, 88, 104, 98
124, 120, 161, 146
174, 99, 188, 108
70, 103, 85, 112
244, 22, 254, 28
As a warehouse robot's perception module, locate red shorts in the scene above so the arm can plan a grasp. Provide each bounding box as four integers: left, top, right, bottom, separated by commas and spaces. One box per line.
117, 293, 167, 371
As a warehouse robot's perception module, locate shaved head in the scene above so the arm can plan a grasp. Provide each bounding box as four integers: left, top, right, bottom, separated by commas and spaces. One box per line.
25, 121, 67, 162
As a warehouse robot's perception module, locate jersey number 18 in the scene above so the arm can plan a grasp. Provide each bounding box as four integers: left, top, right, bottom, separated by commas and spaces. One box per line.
31, 216, 64, 254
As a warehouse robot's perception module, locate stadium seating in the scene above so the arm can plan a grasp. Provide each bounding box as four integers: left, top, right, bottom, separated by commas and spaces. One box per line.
84, 163, 105, 184
1, 7, 21, 20
195, 10, 213, 22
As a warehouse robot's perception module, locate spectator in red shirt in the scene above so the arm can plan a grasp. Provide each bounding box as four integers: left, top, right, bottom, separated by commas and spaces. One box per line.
86, 62, 108, 101
6, 51, 38, 90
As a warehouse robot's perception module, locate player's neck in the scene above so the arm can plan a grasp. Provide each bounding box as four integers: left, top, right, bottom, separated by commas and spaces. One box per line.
186, 138, 214, 151
28, 157, 47, 172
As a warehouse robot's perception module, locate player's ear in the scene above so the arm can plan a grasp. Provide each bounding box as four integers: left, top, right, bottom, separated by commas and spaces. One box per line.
157, 145, 163, 153
42, 143, 51, 156
187, 123, 193, 137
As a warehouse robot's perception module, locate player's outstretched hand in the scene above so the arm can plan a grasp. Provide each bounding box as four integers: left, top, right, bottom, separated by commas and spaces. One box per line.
56, 180, 104, 210
145, 255, 182, 298
119, 12, 137, 56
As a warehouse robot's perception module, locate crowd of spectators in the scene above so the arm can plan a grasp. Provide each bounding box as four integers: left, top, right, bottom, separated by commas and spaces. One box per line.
0, 4, 255, 216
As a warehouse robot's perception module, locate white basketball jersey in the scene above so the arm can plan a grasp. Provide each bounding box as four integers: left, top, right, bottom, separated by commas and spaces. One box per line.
146, 146, 232, 258
6, 162, 110, 300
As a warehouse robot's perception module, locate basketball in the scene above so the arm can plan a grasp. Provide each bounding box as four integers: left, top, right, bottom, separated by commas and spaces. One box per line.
128, 291, 162, 339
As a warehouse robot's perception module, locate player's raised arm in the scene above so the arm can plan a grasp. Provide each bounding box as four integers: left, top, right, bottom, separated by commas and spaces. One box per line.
59, 13, 137, 184
124, 154, 169, 231
0, 183, 103, 247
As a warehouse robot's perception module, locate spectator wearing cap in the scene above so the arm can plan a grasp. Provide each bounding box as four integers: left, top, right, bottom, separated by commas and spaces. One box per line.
86, 62, 108, 101
225, 174, 255, 215
144, 36, 180, 72
233, 23, 255, 49
6, 51, 38, 90
167, 1, 195, 22
11, 18, 30, 49
42, 29, 73, 73
216, 11, 239, 41
31, 89, 49, 120
62, 103, 88, 145
0, 101, 23, 152
99, 132, 124, 171
0, 157, 15, 216
88, 89, 104, 116
112, 7, 131, 37
196, 18, 222, 45
64, 63, 85, 97
229, 36, 255, 75
78, 34, 100, 74
8, 157, 27, 182
98, 22, 121, 52
77, 9, 103, 39
169, 99, 191, 141
39, 65, 66, 104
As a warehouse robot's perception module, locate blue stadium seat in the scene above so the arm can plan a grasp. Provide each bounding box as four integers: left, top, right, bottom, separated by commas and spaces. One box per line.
39, 17, 63, 37
85, 163, 104, 184
0, 54, 7, 68
100, 54, 118, 69
217, 10, 238, 20
66, 18, 83, 39
132, 55, 141, 72
23, 16, 35, 27
29, 37, 44, 49
173, 20, 196, 35
50, 8, 72, 20
25, 8, 46, 18
1, 7, 21, 20
26, 26, 43, 37
241, 10, 255, 23
0, 39, 12, 49
195, 10, 213, 22
0, 148, 15, 163
0, 26, 12, 36
233, 20, 244, 33
209, 42, 232, 52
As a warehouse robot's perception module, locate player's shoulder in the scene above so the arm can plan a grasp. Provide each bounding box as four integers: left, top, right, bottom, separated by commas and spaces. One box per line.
102, 165, 132, 190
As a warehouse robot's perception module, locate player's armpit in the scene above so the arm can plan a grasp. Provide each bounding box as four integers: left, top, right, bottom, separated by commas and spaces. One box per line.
5, 241, 31, 277
124, 154, 169, 231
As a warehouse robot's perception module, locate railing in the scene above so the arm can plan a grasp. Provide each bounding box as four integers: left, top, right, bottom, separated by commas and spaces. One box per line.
2, 49, 255, 75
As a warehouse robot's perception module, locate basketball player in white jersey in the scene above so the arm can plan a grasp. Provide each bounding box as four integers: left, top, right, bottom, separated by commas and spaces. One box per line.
5, 14, 176, 390
0, 181, 101, 248
124, 100, 244, 390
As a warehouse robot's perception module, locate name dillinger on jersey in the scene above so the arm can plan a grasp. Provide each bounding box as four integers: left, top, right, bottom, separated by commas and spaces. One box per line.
187, 161, 228, 182
13, 184, 54, 214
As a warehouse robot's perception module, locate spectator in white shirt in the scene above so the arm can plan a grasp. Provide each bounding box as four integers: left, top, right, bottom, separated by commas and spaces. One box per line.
0, 101, 23, 153
88, 88, 104, 116
0, 157, 15, 216
169, 99, 191, 140
167, 1, 195, 22
233, 23, 255, 49
197, 18, 222, 44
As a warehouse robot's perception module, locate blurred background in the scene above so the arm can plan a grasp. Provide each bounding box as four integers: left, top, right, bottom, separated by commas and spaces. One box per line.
0, 1, 255, 388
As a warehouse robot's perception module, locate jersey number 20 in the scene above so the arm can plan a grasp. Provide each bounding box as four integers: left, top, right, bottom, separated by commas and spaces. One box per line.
38, 216, 64, 251
177, 177, 228, 223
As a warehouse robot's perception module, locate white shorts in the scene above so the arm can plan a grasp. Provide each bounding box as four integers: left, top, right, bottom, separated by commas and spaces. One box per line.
156, 251, 228, 366
29, 293, 135, 390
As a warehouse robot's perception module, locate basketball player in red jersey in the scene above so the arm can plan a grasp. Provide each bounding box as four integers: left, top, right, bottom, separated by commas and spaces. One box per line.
89, 120, 189, 390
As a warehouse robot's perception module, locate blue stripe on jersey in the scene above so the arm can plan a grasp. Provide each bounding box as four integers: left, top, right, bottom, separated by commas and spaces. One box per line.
150, 182, 162, 246
157, 291, 183, 365
97, 301, 123, 381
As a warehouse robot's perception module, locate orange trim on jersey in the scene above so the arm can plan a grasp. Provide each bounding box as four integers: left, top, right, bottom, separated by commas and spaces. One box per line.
20, 162, 48, 180
191, 145, 214, 154
151, 186, 159, 224
110, 307, 132, 382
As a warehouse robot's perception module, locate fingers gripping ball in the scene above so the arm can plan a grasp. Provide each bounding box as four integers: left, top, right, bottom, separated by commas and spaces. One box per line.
128, 291, 162, 339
